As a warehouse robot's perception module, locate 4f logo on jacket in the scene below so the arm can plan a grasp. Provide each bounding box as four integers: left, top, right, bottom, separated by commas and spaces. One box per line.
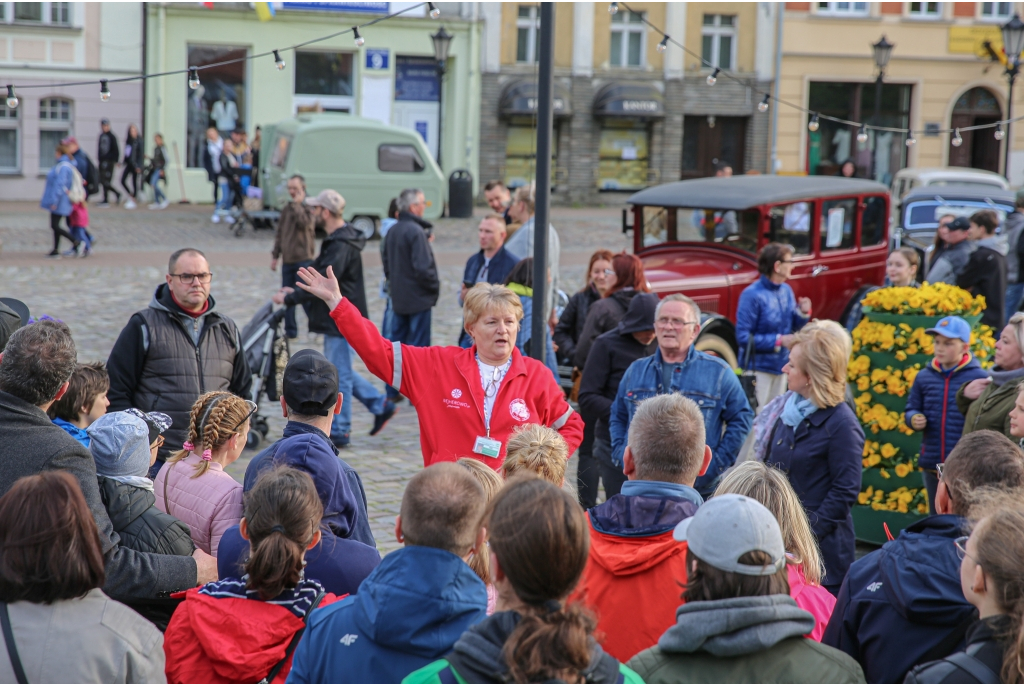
339, 634, 359, 646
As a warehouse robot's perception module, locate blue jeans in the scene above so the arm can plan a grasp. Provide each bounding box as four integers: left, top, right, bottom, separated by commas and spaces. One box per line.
150, 169, 165, 203
391, 309, 431, 347
216, 178, 232, 212
1006, 283, 1024, 324
324, 334, 388, 439
281, 259, 314, 338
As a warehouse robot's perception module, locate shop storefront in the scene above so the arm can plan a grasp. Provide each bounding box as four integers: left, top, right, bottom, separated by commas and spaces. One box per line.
593, 82, 664, 191
497, 80, 571, 188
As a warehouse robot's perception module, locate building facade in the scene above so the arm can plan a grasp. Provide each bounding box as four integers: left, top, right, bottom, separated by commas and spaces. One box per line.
0, 2, 143, 201
779, 1, 1024, 184
144, 1, 480, 204
478, 2, 777, 205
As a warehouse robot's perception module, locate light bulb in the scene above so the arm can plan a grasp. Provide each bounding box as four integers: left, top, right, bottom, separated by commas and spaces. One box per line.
857, 125, 868, 144
995, 124, 1005, 141
428, 2, 440, 18
188, 67, 200, 90
609, 2, 618, 14
274, 50, 286, 70
353, 26, 364, 47
706, 67, 720, 86
906, 134, 916, 147
951, 128, 963, 147
657, 36, 668, 53
100, 80, 110, 102
6, 85, 19, 109
808, 113, 819, 132
757, 95, 769, 113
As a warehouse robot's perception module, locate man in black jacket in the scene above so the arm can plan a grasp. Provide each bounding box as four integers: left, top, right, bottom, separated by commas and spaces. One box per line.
107, 248, 251, 471
382, 188, 439, 348
97, 118, 121, 207
958, 209, 1008, 329
0, 320, 214, 602
275, 190, 395, 448
577, 293, 659, 505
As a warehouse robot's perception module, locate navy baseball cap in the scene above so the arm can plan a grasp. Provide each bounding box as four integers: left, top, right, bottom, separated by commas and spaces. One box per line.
926, 316, 972, 344
283, 349, 339, 416
947, 216, 971, 232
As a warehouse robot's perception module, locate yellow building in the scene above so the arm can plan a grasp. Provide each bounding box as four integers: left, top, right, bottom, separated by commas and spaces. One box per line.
779, 1, 1022, 183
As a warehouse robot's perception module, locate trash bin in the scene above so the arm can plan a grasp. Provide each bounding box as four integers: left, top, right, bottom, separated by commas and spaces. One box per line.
448, 169, 473, 218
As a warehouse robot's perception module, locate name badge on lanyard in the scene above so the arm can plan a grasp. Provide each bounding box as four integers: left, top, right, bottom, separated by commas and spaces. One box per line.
473, 435, 502, 458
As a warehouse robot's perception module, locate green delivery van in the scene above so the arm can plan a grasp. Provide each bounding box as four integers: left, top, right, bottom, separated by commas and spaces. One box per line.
260, 114, 446, 236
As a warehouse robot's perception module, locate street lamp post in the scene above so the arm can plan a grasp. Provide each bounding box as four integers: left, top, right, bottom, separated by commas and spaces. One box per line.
431, 25, 453, 170
1001, 14, 1024, 179
871, 35, 894, 181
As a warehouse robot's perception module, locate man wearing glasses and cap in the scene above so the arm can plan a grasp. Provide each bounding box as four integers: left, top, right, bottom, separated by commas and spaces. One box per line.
107, 247, 251, 475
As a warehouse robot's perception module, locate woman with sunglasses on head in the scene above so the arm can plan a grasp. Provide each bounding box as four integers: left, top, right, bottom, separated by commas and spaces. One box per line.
155, 391, 255, 557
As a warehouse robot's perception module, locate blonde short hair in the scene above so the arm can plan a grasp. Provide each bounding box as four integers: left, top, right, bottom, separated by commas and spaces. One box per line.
463, 283, 524, 331
790, 319, 850, 408
513, 183, 535, 215
715, 461, 825, 586
502, 424, 568, 486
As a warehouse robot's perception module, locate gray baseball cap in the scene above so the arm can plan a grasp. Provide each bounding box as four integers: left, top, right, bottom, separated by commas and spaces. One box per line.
673, 493, 786, 576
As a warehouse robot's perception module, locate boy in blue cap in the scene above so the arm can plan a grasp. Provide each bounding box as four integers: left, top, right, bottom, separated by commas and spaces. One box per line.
904, 315, 987, 512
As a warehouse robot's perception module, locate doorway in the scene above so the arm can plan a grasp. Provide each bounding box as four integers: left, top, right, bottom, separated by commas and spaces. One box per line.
949, 87, 1002, 173
681, 115, 747, 178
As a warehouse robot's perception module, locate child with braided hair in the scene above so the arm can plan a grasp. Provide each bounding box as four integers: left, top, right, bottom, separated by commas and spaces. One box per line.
501, 423, 569, 488
154, 391, 255, 556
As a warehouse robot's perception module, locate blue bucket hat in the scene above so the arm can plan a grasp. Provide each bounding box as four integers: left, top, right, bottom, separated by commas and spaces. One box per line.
88, 410, 171, 479
925, 316, 972, 344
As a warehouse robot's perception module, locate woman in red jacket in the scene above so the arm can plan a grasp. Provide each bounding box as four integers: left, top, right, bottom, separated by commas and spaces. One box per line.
296, 266, 583, 469
164, 467, 342, 684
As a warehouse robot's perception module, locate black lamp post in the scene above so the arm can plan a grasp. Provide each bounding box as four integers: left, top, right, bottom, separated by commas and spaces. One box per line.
431, 25, 453, 169
870, 35, 894, 180
1001, 14, 1024, 178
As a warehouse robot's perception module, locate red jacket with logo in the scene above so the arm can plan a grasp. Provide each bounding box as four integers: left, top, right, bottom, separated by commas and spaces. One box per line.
329, 298, 583, 468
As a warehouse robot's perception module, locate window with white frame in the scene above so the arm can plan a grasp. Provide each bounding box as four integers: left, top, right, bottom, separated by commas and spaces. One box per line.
2, 2, 72, 25
702, 15, 736, 70
0, 106, 19, 173
38, 97, 72, 172
516, 5, 539, 63
907, 1, 941, 17
610, 10, 645, 68
816, 2, 869, 15
980, 1, 1013, 20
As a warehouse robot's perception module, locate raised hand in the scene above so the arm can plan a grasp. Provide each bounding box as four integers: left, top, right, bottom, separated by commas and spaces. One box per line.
296, 265, 343, 310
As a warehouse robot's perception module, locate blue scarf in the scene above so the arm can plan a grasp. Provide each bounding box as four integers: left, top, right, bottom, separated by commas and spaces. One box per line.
780, 393, 818, 428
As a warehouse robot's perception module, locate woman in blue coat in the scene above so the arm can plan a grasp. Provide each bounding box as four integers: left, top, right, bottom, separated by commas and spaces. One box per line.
39, 142, 78, 257
736, 242, 812, 408
765, 320, 863, 596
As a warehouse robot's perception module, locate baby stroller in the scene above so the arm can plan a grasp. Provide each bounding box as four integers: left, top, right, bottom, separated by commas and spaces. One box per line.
239, 301, 290, 450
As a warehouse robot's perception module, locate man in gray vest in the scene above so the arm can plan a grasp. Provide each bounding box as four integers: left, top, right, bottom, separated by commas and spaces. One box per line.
107, 248, 251, 473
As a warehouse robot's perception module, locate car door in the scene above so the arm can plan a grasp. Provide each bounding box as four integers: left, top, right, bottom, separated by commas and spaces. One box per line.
812, 196, 860, 321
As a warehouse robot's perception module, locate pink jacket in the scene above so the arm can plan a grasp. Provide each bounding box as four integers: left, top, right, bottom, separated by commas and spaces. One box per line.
787, 563, 837, 642
154, 454, 243, 557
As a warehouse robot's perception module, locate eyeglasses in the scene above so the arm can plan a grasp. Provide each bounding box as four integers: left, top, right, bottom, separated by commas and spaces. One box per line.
936, 463, 945, 481
483, 361, 511, 398
954, 535, 978, 564
169, 272, 213, 284
151, 435, 165, 450
232, 400, 258, 432
602, 269, 616, 277
655, 317, 699, 329
778, 260, 793, 265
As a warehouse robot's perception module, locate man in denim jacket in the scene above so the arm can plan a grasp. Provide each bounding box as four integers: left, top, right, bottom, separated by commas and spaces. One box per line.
610, 294, 753, 496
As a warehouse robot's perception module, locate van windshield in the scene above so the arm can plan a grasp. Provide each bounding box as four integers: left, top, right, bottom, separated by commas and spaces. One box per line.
270, 134, 292, 169
641, 206, 760, 253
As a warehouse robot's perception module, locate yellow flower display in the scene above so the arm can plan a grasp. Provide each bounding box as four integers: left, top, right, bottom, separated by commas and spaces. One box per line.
860, 282, 984, 317
857, 485, 929, 514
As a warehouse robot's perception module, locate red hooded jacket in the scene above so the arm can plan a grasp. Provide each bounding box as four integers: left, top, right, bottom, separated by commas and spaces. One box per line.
328, 298, 583, 468
163, 587, 341, 684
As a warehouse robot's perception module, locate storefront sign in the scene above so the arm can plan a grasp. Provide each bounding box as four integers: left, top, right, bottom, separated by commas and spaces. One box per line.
621, 100, 660, 113
395, 56, 439, 102
366, 49, 389, 70
523, 97, 566, 112
281, 2, 389, 15
948, 25, 1002, 56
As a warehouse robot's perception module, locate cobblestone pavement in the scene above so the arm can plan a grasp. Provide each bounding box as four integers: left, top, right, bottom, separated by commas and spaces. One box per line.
0, 201, 628, 554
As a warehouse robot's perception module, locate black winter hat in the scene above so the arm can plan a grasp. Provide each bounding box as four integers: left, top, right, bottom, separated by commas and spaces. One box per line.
617, 293, 659, 335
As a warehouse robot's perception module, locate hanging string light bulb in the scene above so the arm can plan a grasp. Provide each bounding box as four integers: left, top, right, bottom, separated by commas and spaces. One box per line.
706, 68, 720, 86
188, 67, 200, 90
657, 35, 669, 53
757, 94, 770, 113
609, 2, 619, 14
428, 2, 440, 18
857, 125, 868, 144
100, 80, 111, 102
808, 113, 819, 132
995, 124, 1005, 141
353, 26, 364, 47
274, 50, 286, 70
951, 128, 963, 147
906, 132, 916, 147
6, 85, 18, 109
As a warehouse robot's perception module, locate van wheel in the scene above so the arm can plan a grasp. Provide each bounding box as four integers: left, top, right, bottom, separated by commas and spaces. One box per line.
351, 216, 377, 240
696, 333, 739, 368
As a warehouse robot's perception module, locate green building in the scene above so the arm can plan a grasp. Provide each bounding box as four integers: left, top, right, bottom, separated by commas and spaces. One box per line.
144, 2, 480, 204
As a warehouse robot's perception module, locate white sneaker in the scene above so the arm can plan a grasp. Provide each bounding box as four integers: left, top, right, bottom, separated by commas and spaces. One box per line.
148, 203, 160, 210
211, 213, 221, 224
158, 200, 169, 209
124, 199, 136, 209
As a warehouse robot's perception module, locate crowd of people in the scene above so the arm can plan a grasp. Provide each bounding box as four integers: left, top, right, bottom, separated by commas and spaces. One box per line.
3, 179, 1024, 684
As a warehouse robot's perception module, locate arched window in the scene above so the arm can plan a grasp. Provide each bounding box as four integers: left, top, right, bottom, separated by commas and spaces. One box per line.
38, 97, 72, 172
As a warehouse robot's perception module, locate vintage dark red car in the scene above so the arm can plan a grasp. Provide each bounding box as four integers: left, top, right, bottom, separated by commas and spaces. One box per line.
626, 176, 891, 366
